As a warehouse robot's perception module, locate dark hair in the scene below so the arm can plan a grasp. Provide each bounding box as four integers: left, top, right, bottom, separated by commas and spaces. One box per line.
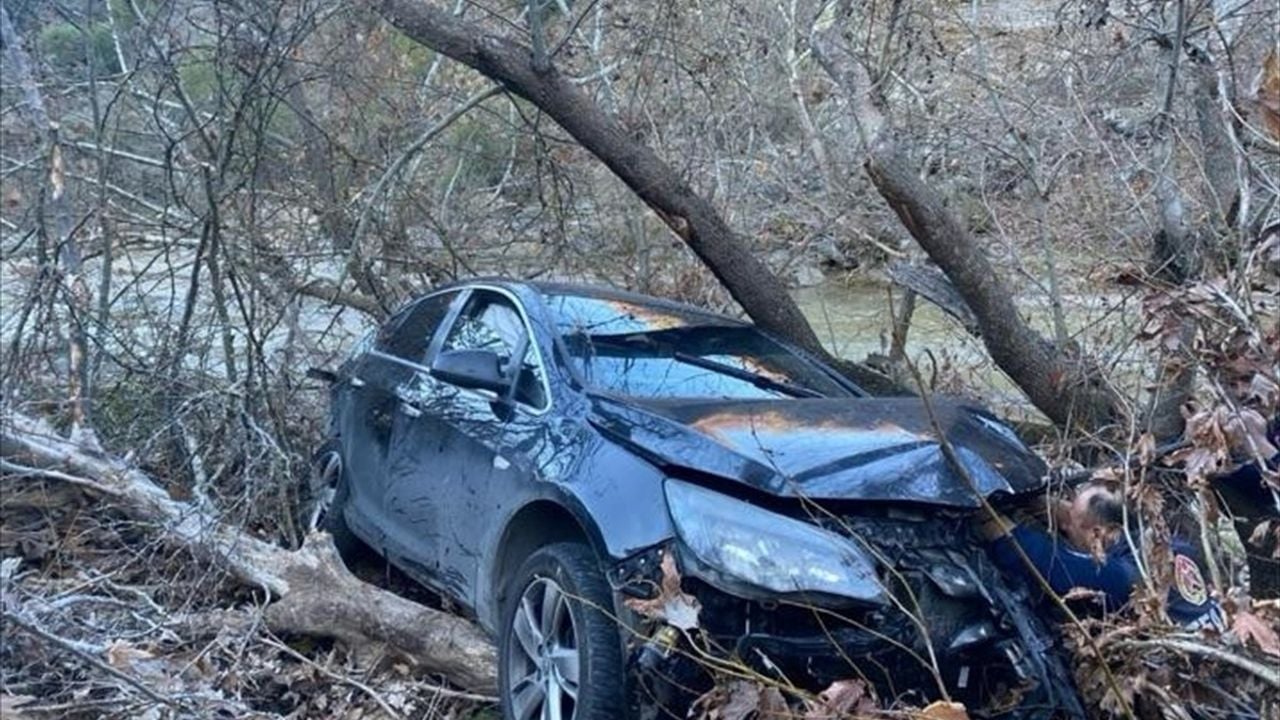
1086, 490, 1126, 527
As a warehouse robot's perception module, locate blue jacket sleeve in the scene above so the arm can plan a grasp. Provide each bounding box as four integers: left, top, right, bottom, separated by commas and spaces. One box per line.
988, 525, 1138, 611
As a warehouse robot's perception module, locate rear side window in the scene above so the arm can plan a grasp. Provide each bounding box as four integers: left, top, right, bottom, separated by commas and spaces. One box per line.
377, 292, 455, 364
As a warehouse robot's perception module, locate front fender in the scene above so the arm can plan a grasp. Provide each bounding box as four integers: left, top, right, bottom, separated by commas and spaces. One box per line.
475, 441, 674, 631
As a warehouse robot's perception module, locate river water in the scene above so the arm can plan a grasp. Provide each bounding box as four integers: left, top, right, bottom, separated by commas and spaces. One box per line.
793, 278, 1150, 415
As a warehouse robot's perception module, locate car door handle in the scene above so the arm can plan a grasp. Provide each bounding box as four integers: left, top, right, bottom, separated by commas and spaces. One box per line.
349, 375, 366, 388
398, 402, 422, 418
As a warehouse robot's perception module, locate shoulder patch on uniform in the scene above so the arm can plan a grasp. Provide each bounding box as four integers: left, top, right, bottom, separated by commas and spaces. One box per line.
1173, 553, 1208, 605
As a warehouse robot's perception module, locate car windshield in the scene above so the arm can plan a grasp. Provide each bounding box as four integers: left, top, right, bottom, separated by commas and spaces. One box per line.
543, 293, 850, 399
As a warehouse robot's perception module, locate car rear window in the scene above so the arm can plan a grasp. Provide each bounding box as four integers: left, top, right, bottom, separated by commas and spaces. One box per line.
544, 294, 850, 400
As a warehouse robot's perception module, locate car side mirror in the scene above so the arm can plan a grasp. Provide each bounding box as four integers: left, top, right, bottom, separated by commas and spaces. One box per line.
431, 349, 512, 394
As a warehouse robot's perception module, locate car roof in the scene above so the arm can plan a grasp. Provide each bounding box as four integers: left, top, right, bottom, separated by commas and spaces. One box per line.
430, 276, 750, 327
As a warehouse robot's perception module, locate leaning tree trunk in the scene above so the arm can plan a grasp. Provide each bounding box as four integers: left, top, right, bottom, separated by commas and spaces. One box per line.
863, 142, 1121, 430
810, 25, 1122, 432
371, 0, 902, 395
0, 409, 498, 694
373, 2, 816, 348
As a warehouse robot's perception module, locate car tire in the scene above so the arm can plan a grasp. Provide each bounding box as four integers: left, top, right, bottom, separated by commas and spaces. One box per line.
309, 448, 361, 558
499, 542, 626, 720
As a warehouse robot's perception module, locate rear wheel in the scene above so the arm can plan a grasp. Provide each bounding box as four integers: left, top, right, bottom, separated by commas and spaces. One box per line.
307, 448, 360, 557
499, 542, 626, 720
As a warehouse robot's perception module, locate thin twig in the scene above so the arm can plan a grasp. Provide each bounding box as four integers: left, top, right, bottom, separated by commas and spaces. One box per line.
3, 610, 181, 709
0, 458, 113, 494
1113, 638, 1280, 687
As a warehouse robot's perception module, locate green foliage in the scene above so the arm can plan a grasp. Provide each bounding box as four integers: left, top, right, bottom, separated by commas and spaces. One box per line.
37, 20, 121, 75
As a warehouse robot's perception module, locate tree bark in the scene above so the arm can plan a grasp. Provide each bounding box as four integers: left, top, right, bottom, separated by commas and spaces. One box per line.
1192, 60, 1241, 231
864, 139, 1120, 429
0, 409, 498, 693
374, 0, 821, 352
809, 22, 1120, 430
1, 7, 95, 439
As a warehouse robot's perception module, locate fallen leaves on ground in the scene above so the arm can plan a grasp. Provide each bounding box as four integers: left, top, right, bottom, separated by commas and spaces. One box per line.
1231, 610, 1280, 656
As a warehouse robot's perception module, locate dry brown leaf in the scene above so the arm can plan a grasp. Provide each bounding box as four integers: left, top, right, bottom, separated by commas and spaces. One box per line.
760, 687, 790, 716
1223, 407, 1279, 459
920, 701, 970, 720
105, 639, 154, 670
1136, 432, 1158, 466
805, 678, 877, 718
1232, 610, 1280, 656
1246, 373, 1280, 408
623, 551, 702, 630
1255, 47, 1280, 142
721, 681, 763, 720
692, 681, 769, 720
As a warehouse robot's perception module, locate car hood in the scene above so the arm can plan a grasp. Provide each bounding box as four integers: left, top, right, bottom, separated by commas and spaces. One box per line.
587, 395, 1048, 508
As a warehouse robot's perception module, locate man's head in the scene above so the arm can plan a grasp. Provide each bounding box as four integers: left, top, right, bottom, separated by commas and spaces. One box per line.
1057, 483, 1124, 551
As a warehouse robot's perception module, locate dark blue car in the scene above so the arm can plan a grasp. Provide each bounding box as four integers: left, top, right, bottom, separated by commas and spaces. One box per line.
311, 278, 1083, 720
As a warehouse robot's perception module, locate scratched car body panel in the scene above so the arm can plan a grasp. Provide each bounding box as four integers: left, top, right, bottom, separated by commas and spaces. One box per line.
318, 278, 1084, 719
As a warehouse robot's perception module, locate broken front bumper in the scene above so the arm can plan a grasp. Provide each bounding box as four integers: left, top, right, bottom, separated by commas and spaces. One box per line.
612, 512, 1084, 718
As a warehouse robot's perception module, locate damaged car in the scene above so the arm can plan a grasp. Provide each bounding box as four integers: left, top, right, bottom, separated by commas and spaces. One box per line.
311, 278, 1085, 719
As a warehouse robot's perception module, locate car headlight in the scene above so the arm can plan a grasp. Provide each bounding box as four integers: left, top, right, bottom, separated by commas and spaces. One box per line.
664, 479, 885, 605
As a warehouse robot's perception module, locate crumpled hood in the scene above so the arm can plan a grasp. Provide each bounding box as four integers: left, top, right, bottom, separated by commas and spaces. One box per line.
588, 395, 1048, 508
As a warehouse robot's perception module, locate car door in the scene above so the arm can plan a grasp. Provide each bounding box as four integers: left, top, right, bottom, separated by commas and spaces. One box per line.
338, 349, 401, 534
344, 291, 460, 537
384, 287, 554, 608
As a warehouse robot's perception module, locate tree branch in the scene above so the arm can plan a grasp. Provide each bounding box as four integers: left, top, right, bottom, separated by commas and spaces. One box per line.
374, 0, 824, 354
0, 408, 497, 692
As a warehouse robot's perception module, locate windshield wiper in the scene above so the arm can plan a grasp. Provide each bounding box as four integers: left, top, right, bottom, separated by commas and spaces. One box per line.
671, 351, 821, 398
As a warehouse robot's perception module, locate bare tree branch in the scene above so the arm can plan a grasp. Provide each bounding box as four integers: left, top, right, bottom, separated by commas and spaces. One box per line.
374, 0, 826, 354
0, 409, 498, 693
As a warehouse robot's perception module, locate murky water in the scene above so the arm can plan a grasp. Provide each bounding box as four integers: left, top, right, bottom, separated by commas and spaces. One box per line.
793, 278, 1148, 413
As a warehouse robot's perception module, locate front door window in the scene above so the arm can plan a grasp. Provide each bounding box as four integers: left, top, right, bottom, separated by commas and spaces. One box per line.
442, 291, 549, 411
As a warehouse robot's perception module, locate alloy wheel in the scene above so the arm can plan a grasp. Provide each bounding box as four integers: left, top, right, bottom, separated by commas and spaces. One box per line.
306, 452, 341, 532
505, 576, 581, 720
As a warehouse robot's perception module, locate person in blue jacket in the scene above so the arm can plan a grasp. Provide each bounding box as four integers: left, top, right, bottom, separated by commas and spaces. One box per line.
979, 484, 1223, 628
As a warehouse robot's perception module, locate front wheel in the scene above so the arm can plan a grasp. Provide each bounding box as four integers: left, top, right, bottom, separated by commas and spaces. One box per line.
499, 542, 626, 720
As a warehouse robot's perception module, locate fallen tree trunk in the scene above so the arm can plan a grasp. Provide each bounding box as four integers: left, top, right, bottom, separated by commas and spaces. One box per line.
0, 409, 498, 694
